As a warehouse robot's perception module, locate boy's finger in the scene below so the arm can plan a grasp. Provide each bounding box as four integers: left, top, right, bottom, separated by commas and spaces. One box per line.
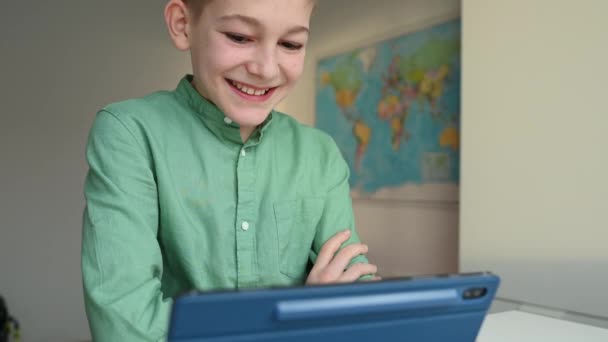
338, 263, 378, 283
323, 242, 368, 277
314, 229, 351, 269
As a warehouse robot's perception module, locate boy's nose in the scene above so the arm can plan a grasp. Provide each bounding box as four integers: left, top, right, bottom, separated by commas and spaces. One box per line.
246, 48, 280, 81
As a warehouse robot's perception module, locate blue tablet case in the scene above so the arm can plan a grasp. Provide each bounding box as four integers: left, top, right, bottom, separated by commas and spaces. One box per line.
168, 272, 500, 342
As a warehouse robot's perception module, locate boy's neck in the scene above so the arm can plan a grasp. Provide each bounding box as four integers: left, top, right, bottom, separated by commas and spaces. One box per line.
240, 126, 255, 143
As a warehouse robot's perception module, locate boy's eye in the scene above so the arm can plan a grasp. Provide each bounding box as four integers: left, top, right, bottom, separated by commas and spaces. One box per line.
280, 41, 303, 51
224, 33, 251, 44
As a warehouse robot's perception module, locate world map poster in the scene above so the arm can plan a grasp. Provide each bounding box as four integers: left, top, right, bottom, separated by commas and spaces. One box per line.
315, 18, 461, 202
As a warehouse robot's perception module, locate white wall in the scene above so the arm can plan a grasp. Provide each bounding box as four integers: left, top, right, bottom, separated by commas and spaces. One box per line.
280, 0, 462, 277
460, 0, 608, 319
0, 1, 190, 341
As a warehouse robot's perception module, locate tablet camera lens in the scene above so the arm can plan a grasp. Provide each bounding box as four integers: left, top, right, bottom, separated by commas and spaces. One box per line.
463, 287, 487, 300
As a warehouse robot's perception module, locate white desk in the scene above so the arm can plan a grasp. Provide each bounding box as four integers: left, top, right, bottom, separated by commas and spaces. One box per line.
478, 311, 608, 342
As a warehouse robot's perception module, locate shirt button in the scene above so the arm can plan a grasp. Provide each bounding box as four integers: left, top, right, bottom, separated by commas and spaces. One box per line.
241, 221, 250, 231
241, 149, 247, 157
224, 117, 233, 124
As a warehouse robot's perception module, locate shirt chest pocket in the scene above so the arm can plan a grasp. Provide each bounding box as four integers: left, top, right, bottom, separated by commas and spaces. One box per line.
273, 198, 325, 281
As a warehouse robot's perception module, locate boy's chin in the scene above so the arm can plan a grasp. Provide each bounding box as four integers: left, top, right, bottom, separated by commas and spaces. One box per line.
227, 109, 272, 127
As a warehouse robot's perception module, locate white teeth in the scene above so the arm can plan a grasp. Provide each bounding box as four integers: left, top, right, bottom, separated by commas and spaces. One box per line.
230, 80, 270, 96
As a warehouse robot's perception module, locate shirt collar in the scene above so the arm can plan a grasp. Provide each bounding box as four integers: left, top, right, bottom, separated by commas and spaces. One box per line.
174, 75, 274, 146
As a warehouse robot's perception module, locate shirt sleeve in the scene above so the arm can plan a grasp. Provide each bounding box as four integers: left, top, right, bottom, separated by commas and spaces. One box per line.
310, 137, 371, 277
82, 110, 171, 342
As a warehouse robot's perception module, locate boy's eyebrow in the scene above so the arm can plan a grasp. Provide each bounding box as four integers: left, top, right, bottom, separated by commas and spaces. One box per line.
218, 14, 309, 35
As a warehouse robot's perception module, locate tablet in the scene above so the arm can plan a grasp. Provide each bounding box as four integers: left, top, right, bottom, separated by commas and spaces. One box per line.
168, 272, 500, 342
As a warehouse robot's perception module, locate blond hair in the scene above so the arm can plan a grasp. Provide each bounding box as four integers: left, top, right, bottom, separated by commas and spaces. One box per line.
182, 0, 316, 20
181, 0, 208, 19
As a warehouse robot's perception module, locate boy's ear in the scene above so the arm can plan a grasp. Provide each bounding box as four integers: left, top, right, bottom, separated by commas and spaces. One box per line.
165, 0, 191, 51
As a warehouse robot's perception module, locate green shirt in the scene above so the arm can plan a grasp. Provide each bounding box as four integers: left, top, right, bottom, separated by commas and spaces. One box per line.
82, 75, 369, 341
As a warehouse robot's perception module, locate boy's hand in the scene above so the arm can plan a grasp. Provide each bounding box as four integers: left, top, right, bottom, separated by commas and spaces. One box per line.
306, 229, 381, 284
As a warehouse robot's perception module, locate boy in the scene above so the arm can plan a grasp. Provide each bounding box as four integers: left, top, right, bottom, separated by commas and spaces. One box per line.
82, 0, 378, 340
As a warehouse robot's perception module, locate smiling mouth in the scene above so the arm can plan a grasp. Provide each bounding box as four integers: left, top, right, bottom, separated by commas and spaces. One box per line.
226, 79, 275, 96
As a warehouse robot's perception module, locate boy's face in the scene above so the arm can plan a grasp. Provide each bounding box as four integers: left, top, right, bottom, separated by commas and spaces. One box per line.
187, 0, 314, 128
